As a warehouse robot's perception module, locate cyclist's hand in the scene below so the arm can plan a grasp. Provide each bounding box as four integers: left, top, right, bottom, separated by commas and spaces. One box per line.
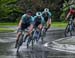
17, 26, 20, 30
27, 32, 31, 36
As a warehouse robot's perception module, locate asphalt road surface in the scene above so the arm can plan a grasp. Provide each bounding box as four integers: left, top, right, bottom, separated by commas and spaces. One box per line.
0, 29, 75, 58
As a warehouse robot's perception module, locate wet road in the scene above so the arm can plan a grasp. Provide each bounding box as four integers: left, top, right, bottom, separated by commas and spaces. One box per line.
0, 29, 75, 58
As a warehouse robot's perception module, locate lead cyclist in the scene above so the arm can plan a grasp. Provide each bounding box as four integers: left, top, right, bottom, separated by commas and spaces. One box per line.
15, 9, 34, 48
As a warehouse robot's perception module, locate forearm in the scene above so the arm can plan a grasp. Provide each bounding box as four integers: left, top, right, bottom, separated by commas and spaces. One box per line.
47, 18, 51, 25
29, 24, 33, 33
66, 13, 70, 20
18, 20, 22, 29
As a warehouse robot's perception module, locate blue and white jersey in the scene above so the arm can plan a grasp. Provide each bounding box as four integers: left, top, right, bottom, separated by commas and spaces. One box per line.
42, 11, 52, 18
42, 11, 52, 22
33, 16, 45, 25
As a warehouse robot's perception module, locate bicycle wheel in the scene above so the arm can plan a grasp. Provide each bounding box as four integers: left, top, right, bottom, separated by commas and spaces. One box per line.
26, 34, 33, 48
17, 34, 24, 52
32, 36, 34, 49
69, 25, 73, 36
31, 31, 36, 49
65, 24, 73, 37
65, 25, 69, 37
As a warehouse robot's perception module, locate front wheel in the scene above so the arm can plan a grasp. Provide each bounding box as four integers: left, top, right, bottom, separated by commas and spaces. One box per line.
65, 25, 73, 37
26, 34, 33, 48
17, 34, 24, 52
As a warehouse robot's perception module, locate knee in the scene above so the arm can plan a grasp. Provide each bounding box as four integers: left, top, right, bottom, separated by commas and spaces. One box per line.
17, 32, 22, 37
38, 24, 43, 30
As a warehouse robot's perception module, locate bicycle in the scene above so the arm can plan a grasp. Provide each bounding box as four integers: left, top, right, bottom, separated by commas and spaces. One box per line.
32, 26, 47, 44
16, 28, 46, 52
27, 28, 41, 48
64, 16, 75, 37
16, 29, 32, 52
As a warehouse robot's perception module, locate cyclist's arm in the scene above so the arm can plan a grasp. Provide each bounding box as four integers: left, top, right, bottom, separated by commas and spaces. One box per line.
48, 12, 52, 17
48, 12, 52, 19
18, 20, 22, 29
48, 18, 51, 24
18, 14, 26, 29
42, 12, 44, 15
48, 12, 52, 23
66, 12, 71, 20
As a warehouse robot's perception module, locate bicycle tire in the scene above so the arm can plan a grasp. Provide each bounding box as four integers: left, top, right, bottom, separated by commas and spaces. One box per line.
26, 34, 33, 48
17, 34, 24, 52
65, 24, 69, 37
65, 24, 73, 37
69, 24, 73, 36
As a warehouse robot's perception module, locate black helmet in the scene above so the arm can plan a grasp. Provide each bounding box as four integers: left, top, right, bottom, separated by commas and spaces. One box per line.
26, 9, 32, 14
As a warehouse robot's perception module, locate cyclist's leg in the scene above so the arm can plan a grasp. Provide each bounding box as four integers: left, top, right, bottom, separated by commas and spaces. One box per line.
38, 24, 43, 38
15, 23, 26, 48
23, 24, 33, 42
15, 28, 22, 48
27, 24, 34, 36
23, 34, 29, 42
46, 18, 51, 31
38, 24, 43, 30
27, 24, 34, 44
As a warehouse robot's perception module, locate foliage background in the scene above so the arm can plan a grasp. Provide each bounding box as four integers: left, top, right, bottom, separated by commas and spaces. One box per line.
0, 0, 74, 22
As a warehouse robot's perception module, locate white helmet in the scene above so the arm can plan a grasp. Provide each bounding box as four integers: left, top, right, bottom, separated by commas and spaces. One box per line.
70, 5, 75, 9
36, 12, 42, 16
44, 8, 49, 12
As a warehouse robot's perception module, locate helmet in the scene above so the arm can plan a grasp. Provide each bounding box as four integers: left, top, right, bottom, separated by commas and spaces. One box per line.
26, 9, 32, 14
70, 5, 75, 9
44, 8, 49, 12
36, 12, 42, 16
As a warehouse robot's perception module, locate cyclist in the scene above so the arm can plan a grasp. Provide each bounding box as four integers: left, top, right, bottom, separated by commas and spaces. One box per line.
15, 10, 34, 48
65, 5, 75, 25
42, 8, 52, 32
33, 12, 45, 41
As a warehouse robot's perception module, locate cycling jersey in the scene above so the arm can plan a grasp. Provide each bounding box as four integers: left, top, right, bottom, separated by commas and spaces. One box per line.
34, 16, 45, 27
21, 14, 34, 24
42, 12, 51, 22
69, 9, 75, 15
18, 14, 34, 32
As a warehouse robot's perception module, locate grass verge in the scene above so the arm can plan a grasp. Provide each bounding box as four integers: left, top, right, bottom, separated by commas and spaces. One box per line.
52, 22, 67, 28
0, 22, 67, 32
0, 22, 17, 26
0, 28, 14, 32
0, 22, 67, 27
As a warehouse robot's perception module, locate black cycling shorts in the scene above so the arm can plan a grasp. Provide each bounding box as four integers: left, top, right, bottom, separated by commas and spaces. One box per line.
17, 23, 30, 32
